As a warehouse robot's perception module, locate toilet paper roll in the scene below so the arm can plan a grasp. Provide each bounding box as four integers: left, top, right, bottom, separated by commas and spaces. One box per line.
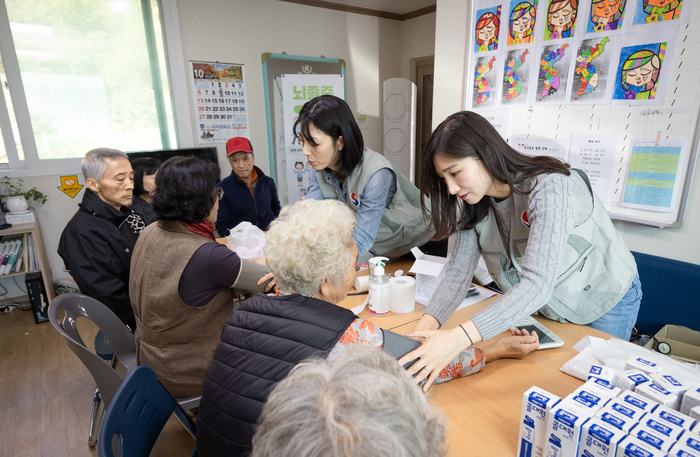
390, 276, 416, 314
354, 275, 370, 293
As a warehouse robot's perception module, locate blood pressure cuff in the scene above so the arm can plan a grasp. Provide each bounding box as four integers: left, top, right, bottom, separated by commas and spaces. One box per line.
381, 328, 421, 370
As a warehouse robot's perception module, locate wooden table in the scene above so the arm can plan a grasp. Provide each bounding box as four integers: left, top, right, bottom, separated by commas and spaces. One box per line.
339, 260, 610, 457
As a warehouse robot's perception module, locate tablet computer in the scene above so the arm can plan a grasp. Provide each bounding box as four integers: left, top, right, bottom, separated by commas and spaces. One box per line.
514, 316, 564, 350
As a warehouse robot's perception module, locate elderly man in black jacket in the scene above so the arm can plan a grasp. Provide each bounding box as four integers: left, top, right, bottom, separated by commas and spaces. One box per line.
58, 148, 144, 329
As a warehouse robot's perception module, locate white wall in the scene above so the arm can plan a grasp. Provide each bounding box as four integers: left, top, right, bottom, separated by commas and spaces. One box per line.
5, 0, 438, 297
432, 0, 700, 265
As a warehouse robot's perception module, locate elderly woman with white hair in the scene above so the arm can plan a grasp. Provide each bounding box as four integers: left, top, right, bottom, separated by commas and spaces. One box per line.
253, 346, 448, 457
195, 199, 539, 457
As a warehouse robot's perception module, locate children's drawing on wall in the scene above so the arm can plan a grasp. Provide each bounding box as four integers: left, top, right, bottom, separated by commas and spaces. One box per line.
613, 42, 665, 101
545, 0, 578, 39
472, 56, 499, 108
571, 37, 613, 103
587, 0, 627, 32
508, 0, 538, 45
537, 43, 572, 102
501, 48, 531, 106
474, 7, 502, 52
633, 0, 682, 24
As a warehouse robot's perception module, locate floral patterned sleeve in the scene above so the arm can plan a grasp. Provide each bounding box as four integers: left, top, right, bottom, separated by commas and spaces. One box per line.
326, 319, 487, 384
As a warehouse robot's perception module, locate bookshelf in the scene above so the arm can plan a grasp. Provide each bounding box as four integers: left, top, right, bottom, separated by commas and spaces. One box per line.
0, 220, 55, 302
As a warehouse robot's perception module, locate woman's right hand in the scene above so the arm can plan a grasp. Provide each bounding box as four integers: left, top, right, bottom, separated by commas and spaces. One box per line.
258, 272, 278, 293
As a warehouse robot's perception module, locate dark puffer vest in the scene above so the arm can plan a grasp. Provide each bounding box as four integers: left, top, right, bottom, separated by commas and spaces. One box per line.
196, 293, 357, 457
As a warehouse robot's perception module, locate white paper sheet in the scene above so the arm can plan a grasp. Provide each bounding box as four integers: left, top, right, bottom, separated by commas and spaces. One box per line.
511, 137, 569, 162
569, 134, 618, 202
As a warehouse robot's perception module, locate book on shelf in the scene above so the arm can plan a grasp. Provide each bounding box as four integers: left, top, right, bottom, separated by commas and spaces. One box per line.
5, 239, 23, 274
27, 232, 36, 272
14, 245, 24, 273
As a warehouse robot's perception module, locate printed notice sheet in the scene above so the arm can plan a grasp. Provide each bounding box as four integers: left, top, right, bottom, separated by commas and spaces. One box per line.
569, 134, 617, 202
620, 138, 687, 212
510, 137, 569, 162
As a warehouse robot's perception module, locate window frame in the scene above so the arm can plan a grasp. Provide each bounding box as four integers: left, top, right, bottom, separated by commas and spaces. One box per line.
0, 0, 192, 178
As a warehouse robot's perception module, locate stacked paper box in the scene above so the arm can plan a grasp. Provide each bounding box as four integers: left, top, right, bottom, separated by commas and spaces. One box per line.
517, 387, 561, 457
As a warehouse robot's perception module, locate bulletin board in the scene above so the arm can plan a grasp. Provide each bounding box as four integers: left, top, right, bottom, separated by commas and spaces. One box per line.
464, 0, 700, 228
261, 53, 346, 204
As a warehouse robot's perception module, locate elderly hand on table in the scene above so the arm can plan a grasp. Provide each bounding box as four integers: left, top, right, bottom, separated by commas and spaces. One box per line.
398, 327, 539, 392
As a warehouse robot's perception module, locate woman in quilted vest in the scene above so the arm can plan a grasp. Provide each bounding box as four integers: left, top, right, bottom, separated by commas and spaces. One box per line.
398, 111, 641, 391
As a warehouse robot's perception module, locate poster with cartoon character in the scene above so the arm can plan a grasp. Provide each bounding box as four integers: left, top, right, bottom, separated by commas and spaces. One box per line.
281, 74, 345, 204
507, 0, 538, 45
632, 0, 692, 25
611, 30, 676, 105
474, 4, 503, 52
586, 0, 628, 33
544, 0, 579, 40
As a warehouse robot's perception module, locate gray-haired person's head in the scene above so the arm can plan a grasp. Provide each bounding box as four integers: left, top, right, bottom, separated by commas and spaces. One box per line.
81, 148, 129, 182
251, 346, 448, 457
264, 199, 356, 296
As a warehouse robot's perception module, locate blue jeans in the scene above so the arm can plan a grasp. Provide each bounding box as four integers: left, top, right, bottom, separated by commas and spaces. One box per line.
587, 275, 642, 340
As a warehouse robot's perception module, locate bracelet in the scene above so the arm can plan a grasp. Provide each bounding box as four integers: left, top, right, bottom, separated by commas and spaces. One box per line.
459, 324, 473, 346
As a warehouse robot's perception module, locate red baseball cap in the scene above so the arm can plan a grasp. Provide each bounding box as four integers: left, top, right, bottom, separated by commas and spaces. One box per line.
226, 137, 253, 156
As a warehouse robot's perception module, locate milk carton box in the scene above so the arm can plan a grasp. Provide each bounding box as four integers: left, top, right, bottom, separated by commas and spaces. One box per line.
636, 383, 679, 409
614, 371, 652, 392
596, 406, 640, 433
607, 399, 648, 423
578, 417, 627, 457
630, 426, 676, 452
653, 404, 697, 431
640, 415, 686, 440
681, 386, 700, 417
545, 403, 591, 457
617, 436, 667, 457
619, 390, 659, 414
691, 406, 700, 424
675, 435, 700, 454
518, 387, 561, 457
653, 374, 692, 409
625, 357, 661, 375
585, 378, 623, 399
668, 442, 700, 457
572, 389, 611, 408
589, 365, 616, 383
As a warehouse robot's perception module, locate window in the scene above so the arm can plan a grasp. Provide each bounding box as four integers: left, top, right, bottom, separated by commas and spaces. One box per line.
0, 0, 177, 170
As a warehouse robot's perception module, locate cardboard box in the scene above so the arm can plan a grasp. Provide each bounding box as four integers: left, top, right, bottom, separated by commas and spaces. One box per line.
595, 406, 640, 433
617, 436, 667, 457
606, 399, 648, 423
630, 426, 676, 452
619, 390, 659, 414
652, 404, 697, 431
408, 247, 449, 305
613, 370, 652, 392
544, 403, 591, 457
517, 386, 561, 457
681, 386, 700, 417
668, 442, 700, 457
636, 383, 678, 409
643, 325, 700, 363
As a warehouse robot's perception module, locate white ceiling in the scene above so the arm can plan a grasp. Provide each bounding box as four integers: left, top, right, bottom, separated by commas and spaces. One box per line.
323, 0, 436, 15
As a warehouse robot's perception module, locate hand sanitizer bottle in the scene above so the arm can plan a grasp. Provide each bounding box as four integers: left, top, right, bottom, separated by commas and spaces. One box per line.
369, 258, 391, 316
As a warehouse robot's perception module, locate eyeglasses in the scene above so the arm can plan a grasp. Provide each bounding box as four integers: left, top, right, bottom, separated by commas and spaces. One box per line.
216, 187, 224, 200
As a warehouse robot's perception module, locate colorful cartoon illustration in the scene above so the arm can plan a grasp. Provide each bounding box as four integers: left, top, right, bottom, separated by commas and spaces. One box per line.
546, 0, 578, 39
294, 161, 305, 187
587, 0, 626, 32
474, 56, 498, 106
539, 43, 569, 99
508, 1, 537, 45
639, 0, 682, 23
574, 37, 610, 99
614, 43, 665, 100
503, 49, 529, 102
475, 8, 501, 52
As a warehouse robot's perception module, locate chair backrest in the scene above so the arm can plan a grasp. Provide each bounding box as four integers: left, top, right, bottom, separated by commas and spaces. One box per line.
48, 293, 138, 404
98, 365, 177, 457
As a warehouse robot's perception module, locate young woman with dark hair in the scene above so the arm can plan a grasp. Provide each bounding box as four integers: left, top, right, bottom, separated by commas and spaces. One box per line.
129, 158, 160, 225
399, 111, 641, 391
130, 156, 271, 397
296, 95, 436, 259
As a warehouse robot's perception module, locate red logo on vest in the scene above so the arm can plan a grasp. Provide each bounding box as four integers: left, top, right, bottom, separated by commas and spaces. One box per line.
521, 210, 530, 229
350, 192, 360, 207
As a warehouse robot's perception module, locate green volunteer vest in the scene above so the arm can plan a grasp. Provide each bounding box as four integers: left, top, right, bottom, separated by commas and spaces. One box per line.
315, 148, 432, 258
475, 169, 637, 324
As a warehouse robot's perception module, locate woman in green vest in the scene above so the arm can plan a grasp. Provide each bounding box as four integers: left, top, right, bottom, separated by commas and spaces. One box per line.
398, 111, 641, 391
298, 95, 438, 259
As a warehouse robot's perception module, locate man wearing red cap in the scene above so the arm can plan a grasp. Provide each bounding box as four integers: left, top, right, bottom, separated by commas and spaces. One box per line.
216, 137, 281, 236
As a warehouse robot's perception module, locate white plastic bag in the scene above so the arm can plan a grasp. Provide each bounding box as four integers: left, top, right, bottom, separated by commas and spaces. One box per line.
225, 221, 266, 259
